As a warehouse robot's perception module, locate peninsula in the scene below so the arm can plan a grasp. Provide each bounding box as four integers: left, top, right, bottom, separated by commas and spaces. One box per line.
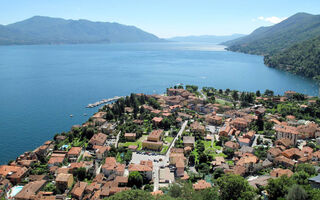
1, 85, 320, 200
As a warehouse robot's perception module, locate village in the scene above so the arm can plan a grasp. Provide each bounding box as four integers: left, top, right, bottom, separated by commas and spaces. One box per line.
1, 85, 320, 200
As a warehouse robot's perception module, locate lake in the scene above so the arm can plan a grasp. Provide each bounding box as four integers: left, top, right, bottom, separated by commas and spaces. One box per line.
0, 42, 318, 164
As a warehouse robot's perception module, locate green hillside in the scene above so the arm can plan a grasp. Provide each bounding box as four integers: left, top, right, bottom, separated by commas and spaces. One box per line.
264, 35, 320, 79
223, 13, 320, 55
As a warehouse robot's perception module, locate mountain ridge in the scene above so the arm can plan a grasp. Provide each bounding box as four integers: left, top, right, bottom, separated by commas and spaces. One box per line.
0, 16, 164, 45
222, 12, 320, 55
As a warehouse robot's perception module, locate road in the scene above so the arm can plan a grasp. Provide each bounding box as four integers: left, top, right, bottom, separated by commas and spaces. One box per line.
199, 90, 207, 100
165, 120, 188, 159
130, 120, 188, 192
115, 131, 121, 148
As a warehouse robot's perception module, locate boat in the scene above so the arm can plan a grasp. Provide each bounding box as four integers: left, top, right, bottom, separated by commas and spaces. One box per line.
70, 114, 73, 117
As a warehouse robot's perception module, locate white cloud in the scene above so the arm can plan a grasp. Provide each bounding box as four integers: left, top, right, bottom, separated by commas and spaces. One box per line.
256, 16, 287, 24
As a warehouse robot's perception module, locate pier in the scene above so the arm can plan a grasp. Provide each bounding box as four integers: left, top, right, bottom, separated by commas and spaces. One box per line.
86, 96, 123, 108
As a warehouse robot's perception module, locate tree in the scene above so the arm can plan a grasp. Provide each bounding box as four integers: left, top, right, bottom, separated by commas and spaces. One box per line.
189, 154, 195, 166
256, 90, 261, 97
264, 89, 274, 97
72, 167, 87, 181
223, 148, 234, 159
232, 91, 239, 101
106, 189, 153, 200
266, 175, 295, 200
286, 184, 308, 200
200, 187, 220, 200
128, 171, 143, 189
217, 174, 256, 200
295, 163, 316, 176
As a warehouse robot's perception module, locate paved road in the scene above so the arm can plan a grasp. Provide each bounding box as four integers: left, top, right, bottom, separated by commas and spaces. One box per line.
115, 131, 121, 148
130, 120, 188, 192
199, 90, 207, 100
165, 120, 188, 159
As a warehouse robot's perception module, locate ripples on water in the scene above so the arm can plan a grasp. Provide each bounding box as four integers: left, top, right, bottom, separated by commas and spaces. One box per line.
0, 42, 318, 163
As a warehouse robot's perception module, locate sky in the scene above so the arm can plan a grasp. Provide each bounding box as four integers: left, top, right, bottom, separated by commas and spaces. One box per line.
0, 0, 319, 38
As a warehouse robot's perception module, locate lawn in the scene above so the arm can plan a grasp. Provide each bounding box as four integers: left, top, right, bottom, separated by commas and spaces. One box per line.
203, 140, 225, 159
160, 145, 169, 154
215, 98, 233, 107
164, 136, 174, 144
119, 135, 148, 151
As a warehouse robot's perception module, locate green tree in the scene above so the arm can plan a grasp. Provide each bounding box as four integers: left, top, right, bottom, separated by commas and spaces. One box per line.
200, 187, 220, 200
128, 171, 143, 189
72, 167, 87, 181
106, 189, 153, 200
266, 175, 295, 200
217, 174, 256, 200
286, 184, 308, 200
231, 91, 239, 101
256, 90, 261, 97
295, 163, 316, 176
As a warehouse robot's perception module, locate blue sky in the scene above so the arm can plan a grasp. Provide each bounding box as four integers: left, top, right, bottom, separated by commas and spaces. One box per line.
1, 0, 319, 38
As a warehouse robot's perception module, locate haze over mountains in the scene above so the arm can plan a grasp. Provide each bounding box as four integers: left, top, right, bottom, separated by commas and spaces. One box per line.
0, 16, 164, 45
169, 34, 245, 44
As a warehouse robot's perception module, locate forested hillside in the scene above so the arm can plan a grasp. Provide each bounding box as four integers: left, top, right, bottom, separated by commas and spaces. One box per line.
264, 35, 320, 79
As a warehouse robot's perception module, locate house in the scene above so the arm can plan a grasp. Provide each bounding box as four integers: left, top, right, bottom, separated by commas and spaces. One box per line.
55, 173, 73, 192
92, 112, 107, 120
267, 148, 282, 161
275, 138, 293, 149
67, 147, 82, 162
309, 174, 320, 188
128, 160, 153, 181
183, 136, 195, 148
89, 133, 107, 147
101, 157, 125, 178
14, 180, 47, 200
48, 153, 66, 167
270, 168, 293, 178
152, 117, 163, 126
169, 150, 187, 177
159, 167, 175, 183
236, 154, 259, 173
190, 121, 205, 135
284, 90, 297, 99
212, 156, 225, 167
238, 137, 251, 147
231, 118, 249, 131
101, 122, 116, 134
124, 133, 136, 141
0, 165, 28, 184
93, 145, 110, 160
248, 175, 272, 189
297, 122, 320, 139
219, 125, 235, 137
282, 148, 303, 160
274, 156, 295, 167
142, 130, 163, 151
71, 181, 87, 200
224, 141, 240, 150
275, 125, 299, 145
193, 180, 211, 191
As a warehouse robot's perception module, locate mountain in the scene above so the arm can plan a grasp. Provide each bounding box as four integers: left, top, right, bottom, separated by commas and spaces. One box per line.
264, 35, 320, 80
0, 16, 164, 45
169, 34, 245, 44
223, 12, 320, 55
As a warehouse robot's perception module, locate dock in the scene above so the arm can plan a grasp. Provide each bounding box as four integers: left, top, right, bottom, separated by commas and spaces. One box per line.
86, 96, 123, 108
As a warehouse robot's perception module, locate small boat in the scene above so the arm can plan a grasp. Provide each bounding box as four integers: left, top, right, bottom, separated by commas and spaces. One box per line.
84, 113, 87, 116
70, 114, 73, 117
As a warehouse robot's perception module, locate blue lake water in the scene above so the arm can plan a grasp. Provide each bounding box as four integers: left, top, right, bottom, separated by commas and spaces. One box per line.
0, 42, 319, 164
